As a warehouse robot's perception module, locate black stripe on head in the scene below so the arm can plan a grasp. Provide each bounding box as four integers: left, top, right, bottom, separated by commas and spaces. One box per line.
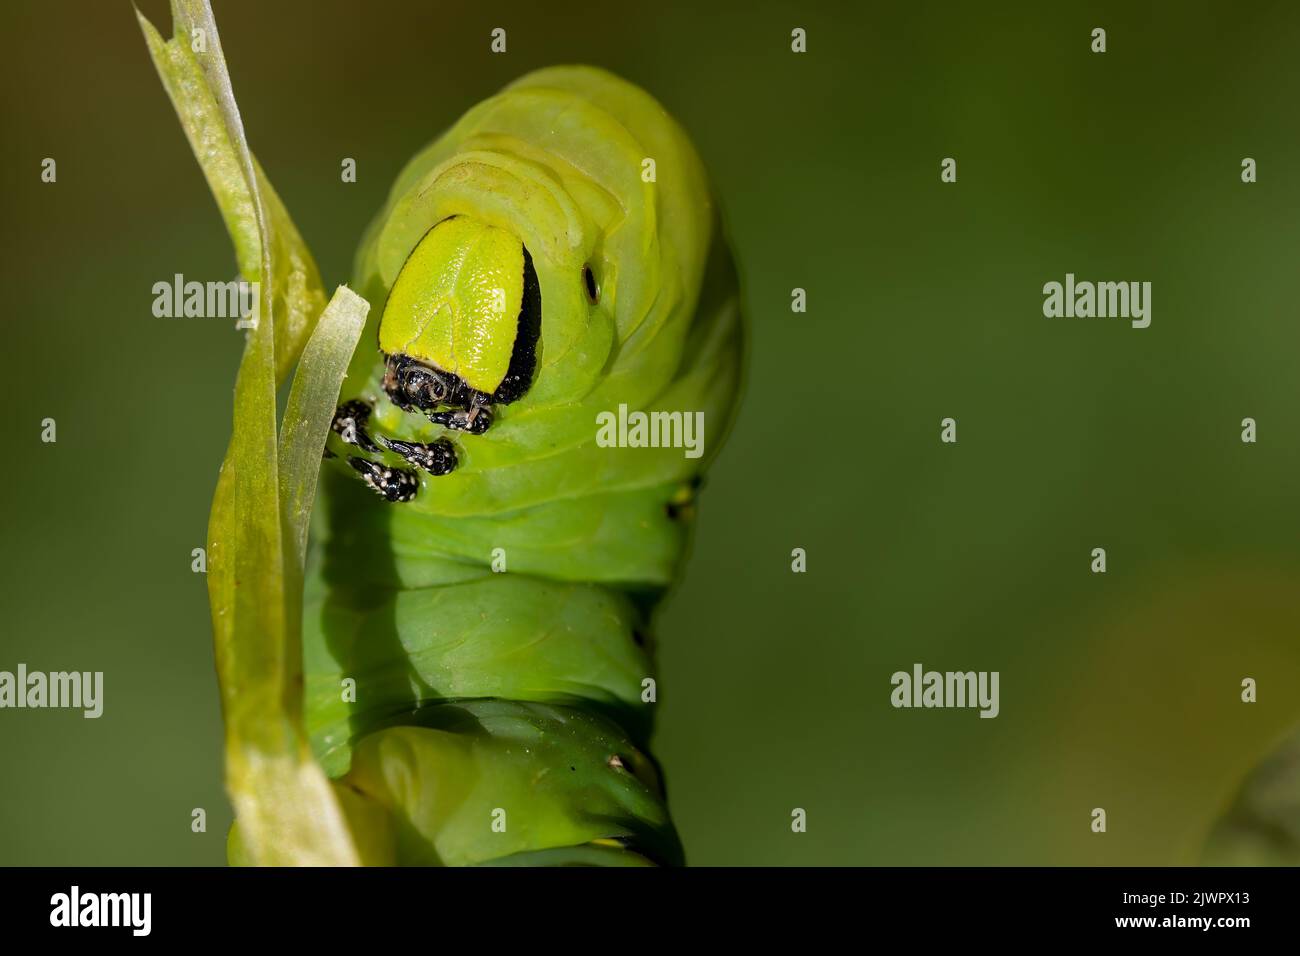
491, 244, 541, 405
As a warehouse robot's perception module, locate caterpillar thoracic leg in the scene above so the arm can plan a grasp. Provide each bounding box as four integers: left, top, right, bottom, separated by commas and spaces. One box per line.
376, 435, 457, 475
346, 457, 419, 503
331, 399, 461, 501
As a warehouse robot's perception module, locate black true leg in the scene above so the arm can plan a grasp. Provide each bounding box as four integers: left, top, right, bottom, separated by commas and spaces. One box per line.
376, 436, 457, 476
329, 400, 461, 502
331, 399, 381, 453
428, 404, 493, 435
347, 457, 420, 503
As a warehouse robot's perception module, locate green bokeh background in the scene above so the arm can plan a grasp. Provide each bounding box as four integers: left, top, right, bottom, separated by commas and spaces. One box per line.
2, 0, 1298, 865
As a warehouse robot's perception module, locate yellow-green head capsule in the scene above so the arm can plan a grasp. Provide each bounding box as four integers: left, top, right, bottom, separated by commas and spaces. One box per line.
378, 216, 541, 434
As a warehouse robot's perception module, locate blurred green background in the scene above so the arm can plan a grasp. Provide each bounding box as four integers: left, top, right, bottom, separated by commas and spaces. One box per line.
2, 0, 1298, 865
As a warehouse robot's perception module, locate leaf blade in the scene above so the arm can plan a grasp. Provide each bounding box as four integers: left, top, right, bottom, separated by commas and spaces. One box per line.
279, 286, 371, 568
136, 0, 327, 381
139, 0, 359, 866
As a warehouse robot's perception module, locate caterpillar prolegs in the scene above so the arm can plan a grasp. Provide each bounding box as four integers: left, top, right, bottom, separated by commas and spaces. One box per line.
292, 67, 742, 865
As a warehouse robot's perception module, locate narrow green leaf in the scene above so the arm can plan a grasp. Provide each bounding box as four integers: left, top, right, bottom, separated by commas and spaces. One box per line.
138, 0, 359, 865
136, 0, 326, 383
280, 286, 371, 568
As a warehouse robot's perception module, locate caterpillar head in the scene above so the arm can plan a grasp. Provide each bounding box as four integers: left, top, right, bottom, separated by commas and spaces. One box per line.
377, 216, 542, 433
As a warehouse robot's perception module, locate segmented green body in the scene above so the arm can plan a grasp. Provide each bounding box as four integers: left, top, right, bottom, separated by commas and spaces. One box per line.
301, 66, 743, 865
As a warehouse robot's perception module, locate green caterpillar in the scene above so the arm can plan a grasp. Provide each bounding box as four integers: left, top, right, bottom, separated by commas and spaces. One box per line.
142, 3, 742, 866
305, 65, 743, 866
